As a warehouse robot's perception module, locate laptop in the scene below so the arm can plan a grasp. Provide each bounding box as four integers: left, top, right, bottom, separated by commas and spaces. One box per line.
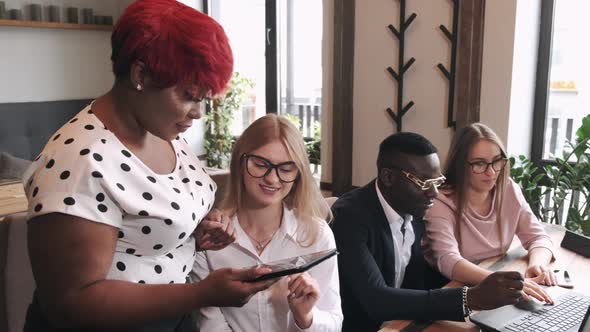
471, 286, 590, 332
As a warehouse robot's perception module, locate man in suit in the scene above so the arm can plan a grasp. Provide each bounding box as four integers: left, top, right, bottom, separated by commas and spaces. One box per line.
331, 132, 526, 331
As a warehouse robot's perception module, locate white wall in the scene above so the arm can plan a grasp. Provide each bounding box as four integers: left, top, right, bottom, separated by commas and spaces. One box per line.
479, 0, 518, 147
350, 0, 534, 186
479, 0, 541, 157
0, 0, 130, 103
0, 0, 207, 155
352, 0, 454, 186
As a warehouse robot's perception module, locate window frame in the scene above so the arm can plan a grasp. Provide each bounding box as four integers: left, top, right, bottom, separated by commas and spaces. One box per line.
202, 0, 281, 116
531, 0, 556, 168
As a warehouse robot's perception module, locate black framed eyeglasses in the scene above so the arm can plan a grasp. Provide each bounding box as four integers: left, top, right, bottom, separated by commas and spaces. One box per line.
387, 166, 446, 191
468, 158, 508, 174
241, 154, 299, 183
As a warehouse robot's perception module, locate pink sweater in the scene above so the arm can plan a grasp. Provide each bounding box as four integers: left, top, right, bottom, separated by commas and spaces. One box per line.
423, 179, 554, 279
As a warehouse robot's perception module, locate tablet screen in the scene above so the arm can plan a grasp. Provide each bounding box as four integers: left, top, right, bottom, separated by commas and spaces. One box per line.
246, 248, 338, 282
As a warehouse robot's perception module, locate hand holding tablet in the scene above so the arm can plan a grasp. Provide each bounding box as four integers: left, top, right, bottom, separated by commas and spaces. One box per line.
245, 248, 339, 282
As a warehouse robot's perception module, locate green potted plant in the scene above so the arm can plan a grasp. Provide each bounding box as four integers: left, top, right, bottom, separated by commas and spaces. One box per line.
284, 114, 321, 166
511, 114, 590, 236
204, 72, 254, 169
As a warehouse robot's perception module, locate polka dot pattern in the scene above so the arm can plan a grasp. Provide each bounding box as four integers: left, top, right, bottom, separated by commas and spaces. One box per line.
25, 105, 216, 285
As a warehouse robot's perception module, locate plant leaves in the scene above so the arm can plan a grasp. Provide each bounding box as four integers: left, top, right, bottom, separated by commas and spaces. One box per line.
576, 114, 590, 143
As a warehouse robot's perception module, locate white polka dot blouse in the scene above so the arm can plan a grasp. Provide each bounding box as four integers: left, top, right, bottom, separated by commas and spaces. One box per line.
24, 104, 217, 284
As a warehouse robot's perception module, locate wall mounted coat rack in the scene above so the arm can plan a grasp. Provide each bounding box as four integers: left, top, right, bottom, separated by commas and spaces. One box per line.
437, 0, 459, 129
385, 0, 416, 132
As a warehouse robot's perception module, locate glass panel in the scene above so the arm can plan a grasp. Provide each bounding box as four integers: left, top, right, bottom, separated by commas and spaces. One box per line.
278, 0, 323, 140
542, 1, 588, 160
278, 0, 323, 180
209, 0, 266, 136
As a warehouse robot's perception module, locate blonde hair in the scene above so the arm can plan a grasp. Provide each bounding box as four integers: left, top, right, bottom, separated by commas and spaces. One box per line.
220, 114, 332, 246
442, 123, 510, 251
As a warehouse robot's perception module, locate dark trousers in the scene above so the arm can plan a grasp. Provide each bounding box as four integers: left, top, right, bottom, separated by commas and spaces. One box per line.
24, 291, 198, 332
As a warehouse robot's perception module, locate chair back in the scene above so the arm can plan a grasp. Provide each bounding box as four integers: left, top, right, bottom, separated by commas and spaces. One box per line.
0, 213, 35, 332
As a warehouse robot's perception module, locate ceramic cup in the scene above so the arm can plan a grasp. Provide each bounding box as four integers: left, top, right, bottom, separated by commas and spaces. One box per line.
0, 1, 6, 20
81, 8, 92, 24
29, 4, 42, 21
93, 15, 104, 25
9, 9, 22, 20
48, 5, 60, 22
66, 7, 78, 23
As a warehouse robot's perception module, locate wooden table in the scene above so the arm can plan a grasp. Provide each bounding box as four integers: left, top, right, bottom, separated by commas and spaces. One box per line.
0, 180, 27, 219
380, 224, 590, 332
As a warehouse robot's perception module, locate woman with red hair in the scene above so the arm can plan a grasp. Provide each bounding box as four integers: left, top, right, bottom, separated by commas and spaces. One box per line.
23, 1, 274, 331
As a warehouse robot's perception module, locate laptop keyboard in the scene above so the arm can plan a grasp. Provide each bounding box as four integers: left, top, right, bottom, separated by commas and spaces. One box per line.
503, 294, 589, 332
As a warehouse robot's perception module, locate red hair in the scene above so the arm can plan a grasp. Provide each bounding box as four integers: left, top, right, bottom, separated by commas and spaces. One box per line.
111, 0, 233, 96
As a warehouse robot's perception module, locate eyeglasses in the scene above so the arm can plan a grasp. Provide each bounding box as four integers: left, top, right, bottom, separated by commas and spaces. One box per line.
468, 158, 508, 174
387, 167, 446, 191
242, 154, 299, 183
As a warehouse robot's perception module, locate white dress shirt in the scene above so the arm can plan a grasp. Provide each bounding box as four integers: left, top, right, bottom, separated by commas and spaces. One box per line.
375, 182, 415, 288
192, 207, 343, 332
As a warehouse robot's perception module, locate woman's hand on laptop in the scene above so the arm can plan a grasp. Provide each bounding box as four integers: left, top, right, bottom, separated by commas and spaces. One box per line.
526, 264, 558, 286
287, 272, 320, 329
522, 278, 555, 304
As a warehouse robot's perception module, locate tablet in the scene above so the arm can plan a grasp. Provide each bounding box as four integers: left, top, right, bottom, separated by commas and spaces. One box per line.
245, 248, 338, 282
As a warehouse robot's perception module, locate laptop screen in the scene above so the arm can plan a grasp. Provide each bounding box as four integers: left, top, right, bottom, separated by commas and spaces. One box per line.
581, 305, 590, 332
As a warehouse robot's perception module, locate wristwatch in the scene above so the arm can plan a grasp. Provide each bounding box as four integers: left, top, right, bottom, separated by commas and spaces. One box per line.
462, 286, 473, 317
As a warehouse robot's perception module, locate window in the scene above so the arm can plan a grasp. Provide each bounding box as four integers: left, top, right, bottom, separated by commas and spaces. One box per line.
203, 0, 323, 179
532, 0, 587, 164
203, 0, 323, 140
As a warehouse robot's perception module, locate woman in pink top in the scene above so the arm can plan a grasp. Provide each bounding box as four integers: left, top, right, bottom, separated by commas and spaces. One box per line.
424, 123, 557, 303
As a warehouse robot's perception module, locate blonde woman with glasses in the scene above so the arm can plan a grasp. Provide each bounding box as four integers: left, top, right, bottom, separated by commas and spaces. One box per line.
192, 114, 342, 332
423, 123, 557, 304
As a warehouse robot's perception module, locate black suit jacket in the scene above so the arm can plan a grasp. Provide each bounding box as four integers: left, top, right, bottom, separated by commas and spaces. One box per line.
331, 181, 464, 332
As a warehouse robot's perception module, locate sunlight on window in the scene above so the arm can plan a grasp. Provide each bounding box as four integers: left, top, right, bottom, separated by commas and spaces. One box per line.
544, 0, 590, 160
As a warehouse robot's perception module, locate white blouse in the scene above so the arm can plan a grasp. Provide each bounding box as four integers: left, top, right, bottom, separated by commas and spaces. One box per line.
24, 104, 216, 284
192, 207, 342, 332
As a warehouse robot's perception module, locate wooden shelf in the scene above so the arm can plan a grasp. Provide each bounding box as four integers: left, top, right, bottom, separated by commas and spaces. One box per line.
0, 19, 112, 31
